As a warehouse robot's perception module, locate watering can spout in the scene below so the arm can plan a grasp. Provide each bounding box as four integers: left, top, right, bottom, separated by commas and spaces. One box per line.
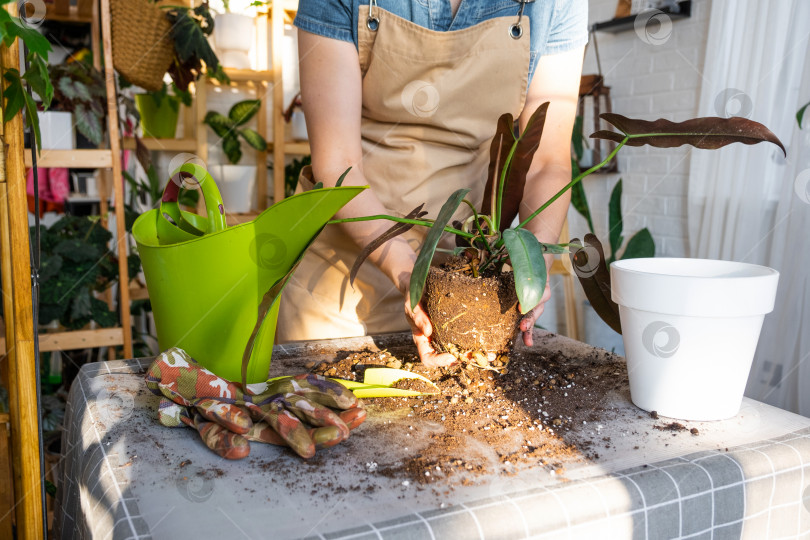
133, 164, 366, 383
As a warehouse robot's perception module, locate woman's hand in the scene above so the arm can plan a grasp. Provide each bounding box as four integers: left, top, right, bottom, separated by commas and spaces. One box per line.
405, 299, 457, 367
518, 279, 552, 347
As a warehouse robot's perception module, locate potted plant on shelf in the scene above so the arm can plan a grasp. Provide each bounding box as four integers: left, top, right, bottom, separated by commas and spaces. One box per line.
110, 0, 228, 92
212, 0, 255, 70
133, 81, 192, 139
203, 98, 267, 213
0, 0, 53, 151
46, 61, 107, 148
346, 102, 785, 370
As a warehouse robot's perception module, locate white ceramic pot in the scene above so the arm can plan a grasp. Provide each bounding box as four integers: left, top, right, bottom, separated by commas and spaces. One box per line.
215, 12, 254, 49
38, 111, 75, 150
611, 258, 779, 421
218, 164, 255, 214
290, 110, 308, 141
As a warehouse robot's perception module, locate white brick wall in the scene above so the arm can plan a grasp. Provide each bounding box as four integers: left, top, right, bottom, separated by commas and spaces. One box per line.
542, 0, 712, 337
571, 0, 711, 259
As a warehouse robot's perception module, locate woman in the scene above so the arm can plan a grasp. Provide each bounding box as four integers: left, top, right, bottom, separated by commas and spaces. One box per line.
277, 0, 587, 366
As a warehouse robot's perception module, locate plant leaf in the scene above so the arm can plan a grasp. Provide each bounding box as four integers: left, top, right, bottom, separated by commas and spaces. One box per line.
22, 86, 41, 150
593, 113, 786, 156
480, 113, 515, 218
798, 100, 810, 129
570, 233, 621, 334
619, 227, 655, 260
203, 111, 233, 138
607, 179, 623, 264
2, 70, 24, 123
410, 188, 470, 310
222, 134, 242, 164
498, 102, 550, 231
350, 204, 427, 286
4, 18, 51, 57
336, 167, 351, 187
229, 99, 261, 126
73, 103, 104, 146
238, 128, 267, 150
23, 53, 53, 108
503, 228, 547, 314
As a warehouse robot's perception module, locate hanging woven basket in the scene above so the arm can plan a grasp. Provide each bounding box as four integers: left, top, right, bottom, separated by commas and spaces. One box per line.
110, 0, 174, 91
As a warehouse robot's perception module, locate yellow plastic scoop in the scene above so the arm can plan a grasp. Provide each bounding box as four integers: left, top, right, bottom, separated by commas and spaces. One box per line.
331, 368, 439, 398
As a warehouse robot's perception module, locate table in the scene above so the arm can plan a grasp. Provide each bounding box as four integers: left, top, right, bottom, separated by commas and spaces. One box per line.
54, 331, 810, 539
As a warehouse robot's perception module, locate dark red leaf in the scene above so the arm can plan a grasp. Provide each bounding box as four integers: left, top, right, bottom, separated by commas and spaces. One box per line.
480, 114, 515, 217
498, 102, 550, 231
593, 114, 786, 156
570, 234, 622, 334
349, 204, 427, 286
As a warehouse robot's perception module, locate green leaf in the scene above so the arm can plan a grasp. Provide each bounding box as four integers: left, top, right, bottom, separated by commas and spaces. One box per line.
798, 100, 810, 129
2, 70, 25, 123
4, 19, 51, 57
24, 53, 53, 108
503, 228, 547, 314
619, 227, 655, 260
69, 289, 93, 321
203, 111, 232, 138
312, 181, 323, 190
481, 113, 516, 218
89, 297, 117, 328
53, 238, 100, 261
238, 127, 267, 150
229, 99, 261, 126
22, 85, 41, 150
169, 10, 220, 70
336, 166, 351, 187
571, 115, 585, 160
222, 134, 242, 164
409, 188, 470, 310
607, 179, 624, 264
73, 103, 104, 146
540, 242, 569, 254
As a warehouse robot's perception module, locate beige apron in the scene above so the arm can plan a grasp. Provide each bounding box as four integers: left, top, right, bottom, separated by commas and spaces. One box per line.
277, 4, 530, 342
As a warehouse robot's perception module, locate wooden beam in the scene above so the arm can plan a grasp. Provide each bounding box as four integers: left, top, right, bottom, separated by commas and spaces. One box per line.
0, 7, 44, 535
271, 0, 285, 204
0, 328, 125, 356
121, 137, 198, 152
76, 0, 94, 18
0, 417, 13, 540
53, 0, 69, 16
100, 0, 132, 358
23, 149, 113, 168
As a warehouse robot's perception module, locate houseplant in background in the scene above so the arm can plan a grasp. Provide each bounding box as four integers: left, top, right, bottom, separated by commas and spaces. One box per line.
0, 0, 53, 151
204, 98, 267, 213
347, 103, 785, 372
47, 61, 107, 147
134, 81, 192, 139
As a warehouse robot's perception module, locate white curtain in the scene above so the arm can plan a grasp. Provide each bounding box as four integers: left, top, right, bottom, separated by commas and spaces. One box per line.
688, 1, 810, 415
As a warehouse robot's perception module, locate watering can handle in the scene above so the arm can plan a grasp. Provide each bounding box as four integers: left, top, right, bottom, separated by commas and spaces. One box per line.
161, 164, 228, 235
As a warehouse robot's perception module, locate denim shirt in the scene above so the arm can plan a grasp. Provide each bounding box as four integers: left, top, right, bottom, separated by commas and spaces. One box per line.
294, 0, 588, 85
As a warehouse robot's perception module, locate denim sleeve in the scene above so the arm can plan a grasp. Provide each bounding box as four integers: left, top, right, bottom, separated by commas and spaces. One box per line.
540, 0, 588, 55
294, 0, 357, 45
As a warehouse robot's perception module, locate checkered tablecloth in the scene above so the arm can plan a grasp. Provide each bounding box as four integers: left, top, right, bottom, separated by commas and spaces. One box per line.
54, 332, 810, 539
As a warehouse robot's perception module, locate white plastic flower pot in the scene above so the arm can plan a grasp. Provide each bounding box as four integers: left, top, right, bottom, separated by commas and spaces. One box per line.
214, 12, 254, 69
290, 110, 308, 141
218, 164, 256, 214
38, 111, 75, 150
611, 258, 779, 421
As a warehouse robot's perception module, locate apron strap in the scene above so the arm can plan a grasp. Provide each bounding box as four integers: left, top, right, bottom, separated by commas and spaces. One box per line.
510, 0, 535, 40
367, 0, 380, 31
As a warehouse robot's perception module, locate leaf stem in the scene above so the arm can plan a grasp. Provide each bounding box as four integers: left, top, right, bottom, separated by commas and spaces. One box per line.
328, 215, 477, 239
461, 199, 494, 254
515, 137, 629, 231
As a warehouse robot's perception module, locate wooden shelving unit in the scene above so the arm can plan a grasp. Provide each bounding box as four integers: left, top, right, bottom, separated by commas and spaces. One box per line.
20, 0, 132, 359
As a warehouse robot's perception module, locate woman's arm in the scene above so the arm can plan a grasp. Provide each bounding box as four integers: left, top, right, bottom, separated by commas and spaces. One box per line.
298, 30, 455, 366
516, 45, 586, 346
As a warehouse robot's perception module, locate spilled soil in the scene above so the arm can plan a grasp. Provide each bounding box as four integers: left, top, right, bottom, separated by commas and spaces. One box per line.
310, 345, 629, 484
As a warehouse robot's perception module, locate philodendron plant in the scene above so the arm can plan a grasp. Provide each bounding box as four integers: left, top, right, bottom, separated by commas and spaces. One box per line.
341, 102, 785, 364
204, 99, 268, 164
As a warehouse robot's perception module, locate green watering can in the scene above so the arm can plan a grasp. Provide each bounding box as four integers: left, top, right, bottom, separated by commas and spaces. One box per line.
133, 163, 365, 384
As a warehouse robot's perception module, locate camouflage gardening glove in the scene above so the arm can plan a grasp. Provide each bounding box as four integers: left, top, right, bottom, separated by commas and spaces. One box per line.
145, 348, 366, 459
